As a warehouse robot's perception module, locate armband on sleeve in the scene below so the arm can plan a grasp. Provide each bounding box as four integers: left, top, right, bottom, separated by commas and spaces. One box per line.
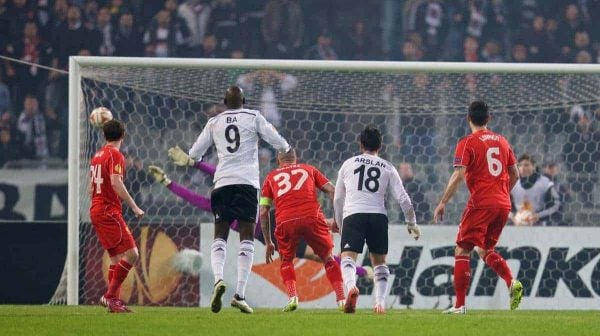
259, 197, 273, 206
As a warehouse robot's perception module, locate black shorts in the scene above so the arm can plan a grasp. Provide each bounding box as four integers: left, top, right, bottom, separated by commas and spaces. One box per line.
211, 184, 258, 223
341, 213, 388, 255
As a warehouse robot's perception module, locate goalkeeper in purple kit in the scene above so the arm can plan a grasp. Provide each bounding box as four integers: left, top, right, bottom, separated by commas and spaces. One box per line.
147, 146, 373, 279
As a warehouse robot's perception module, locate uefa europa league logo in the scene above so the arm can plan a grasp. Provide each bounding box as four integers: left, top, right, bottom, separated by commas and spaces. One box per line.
102, 227, 182, 304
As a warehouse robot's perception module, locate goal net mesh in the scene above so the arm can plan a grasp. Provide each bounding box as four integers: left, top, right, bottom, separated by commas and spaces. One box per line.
58, 61, 600, 308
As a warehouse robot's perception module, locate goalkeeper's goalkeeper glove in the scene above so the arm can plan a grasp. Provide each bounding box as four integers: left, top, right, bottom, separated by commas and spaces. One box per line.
406, 222, 421, 240
168, 146, 195, 166
148, 165, 172, 186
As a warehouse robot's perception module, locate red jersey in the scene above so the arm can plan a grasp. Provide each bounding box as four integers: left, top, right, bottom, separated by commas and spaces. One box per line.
90, 145, 125, 214
261, 163, 330, 224
454, 129, 516, 209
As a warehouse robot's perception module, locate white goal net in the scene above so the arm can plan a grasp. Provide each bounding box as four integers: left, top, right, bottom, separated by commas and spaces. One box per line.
58, 58, 600, 309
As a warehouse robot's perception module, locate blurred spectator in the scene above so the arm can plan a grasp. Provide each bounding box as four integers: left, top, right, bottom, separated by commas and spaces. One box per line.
199, 34, 219, 57
563, 112, 599, 208
557, 4, 586, 56
107, 0, 127, 20
480, 40, 503, 62
17, 95, 48, 159
0, 111, 23, 167
208, 0, 240, 55
238, 0, 267, 58
399, 40, 423, 61
524, 15, 553, 62
114, 12, 142, 56
397, 162, 431, 224
262, 0, 303, 59
95, 7, 115, 56
34, 0, 53, 42
511, 154, 560, 226
575, 50, 592, 64
341, 20, 375, 60
6, 0, 32, 40
411, 0, 447, 60
178, 0, 212, 57
463, 0, 488, 40
82, 0, 99, 27
236, 70, 297, 128
45, 107, 62, 158
52, 6, 93, 68
49, 0, 69, 33
5, 21, 51, 111
482, 0, 509, 45
0, 72, 10, 114
543, 162, 571, 226
304, 31, 337, 60
461, 36, 478, 62
143, 9, 185, 57
164, 0, 191, 56
0, 1, 9, 46
511, 43, 528, 62
0, 125, 21, 167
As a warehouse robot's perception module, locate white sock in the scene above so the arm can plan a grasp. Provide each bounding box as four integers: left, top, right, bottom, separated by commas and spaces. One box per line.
340, 257, 357, 293
211, 239, 227, 284
236, 240, 255, 298
374, 264, 390, 306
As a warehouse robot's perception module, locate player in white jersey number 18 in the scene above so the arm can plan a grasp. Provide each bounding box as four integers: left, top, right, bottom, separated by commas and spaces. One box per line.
333, 126, 421, 314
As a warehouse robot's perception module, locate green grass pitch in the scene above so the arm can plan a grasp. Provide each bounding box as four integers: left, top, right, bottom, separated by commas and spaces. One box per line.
1, 305, 598, 336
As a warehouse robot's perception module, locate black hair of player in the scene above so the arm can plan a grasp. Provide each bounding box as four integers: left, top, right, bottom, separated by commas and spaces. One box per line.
468, 101, 490, 126
360, 125, 382, 152
223, 86, 245, 109
518, 153, 535, 165
103, 119, 125, 142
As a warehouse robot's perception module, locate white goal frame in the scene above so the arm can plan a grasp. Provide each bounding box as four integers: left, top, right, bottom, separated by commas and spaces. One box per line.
67, 56, 600, 305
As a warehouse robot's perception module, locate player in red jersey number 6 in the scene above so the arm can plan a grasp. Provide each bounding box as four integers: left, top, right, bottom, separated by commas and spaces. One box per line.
259, 148, 346, 312
89, 120, 144, 313
434, 101, 523, 314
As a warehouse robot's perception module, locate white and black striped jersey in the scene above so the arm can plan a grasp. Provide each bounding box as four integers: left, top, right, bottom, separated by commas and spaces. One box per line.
189, 108, 290, 189
334, 153, 416, 225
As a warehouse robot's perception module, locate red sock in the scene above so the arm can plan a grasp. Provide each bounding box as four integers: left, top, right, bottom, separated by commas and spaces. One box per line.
106, 260, 132, 299
324, 258, 345, 302
105, 264, 116, 297
485, 251, 513, 288
108, 264, 116, 283
453, 256, 471, 308
280, 261, 297, 298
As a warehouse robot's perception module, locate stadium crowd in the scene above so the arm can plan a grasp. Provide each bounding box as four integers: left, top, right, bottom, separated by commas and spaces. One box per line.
0, 0, 598, 225
1, 0, 599, 165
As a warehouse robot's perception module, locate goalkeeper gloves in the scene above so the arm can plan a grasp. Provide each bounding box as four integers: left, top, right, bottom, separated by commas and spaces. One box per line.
148, 165, 172, 186
168, 146, 195, 166
406, 222, 421, 240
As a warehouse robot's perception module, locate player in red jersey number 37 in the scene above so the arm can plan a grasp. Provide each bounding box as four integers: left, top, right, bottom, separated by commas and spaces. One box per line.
259, 148, 346, 312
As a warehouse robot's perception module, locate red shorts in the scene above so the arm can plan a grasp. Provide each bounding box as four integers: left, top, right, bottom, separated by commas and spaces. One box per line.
90, 210, 136, 257
275, 215, 333, 261
456, 207, 510, 251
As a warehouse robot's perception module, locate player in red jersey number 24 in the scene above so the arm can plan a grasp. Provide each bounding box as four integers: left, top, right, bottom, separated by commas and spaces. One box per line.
89, 120, 144, 313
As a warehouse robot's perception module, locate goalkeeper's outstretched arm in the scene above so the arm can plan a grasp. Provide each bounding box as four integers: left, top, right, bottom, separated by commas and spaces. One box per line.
168, 146, 216, 175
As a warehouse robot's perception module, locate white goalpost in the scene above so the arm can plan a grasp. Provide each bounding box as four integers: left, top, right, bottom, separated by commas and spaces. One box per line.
64, 57, 600, 308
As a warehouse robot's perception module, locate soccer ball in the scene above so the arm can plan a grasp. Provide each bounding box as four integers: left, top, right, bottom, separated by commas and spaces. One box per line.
89, 107, 113, 128
171, 248, 203, 276
513, 209, 536, 226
